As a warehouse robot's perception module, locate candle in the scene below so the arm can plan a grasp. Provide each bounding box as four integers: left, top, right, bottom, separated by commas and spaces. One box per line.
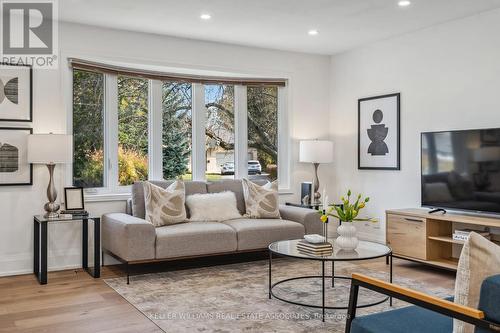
323, 194, 328, 212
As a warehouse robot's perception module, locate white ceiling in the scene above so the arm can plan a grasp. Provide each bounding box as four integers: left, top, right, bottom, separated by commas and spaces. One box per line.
60, 0, 500, 55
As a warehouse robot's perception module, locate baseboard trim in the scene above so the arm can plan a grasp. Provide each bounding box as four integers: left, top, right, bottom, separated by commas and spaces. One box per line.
0, 249, 94, 277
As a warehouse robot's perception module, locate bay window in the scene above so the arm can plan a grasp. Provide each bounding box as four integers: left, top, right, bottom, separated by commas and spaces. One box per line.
117, 76, 149, 185
162, 82, 193, 180
71, 63, 288, 194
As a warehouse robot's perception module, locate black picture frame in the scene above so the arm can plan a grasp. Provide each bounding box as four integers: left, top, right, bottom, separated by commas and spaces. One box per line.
64, 187, 85, 210
358, 93, 400, 170
0, 127, 33, 186
0, 62, 33, 122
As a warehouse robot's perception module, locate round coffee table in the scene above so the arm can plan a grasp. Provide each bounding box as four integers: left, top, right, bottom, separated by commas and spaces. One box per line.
268, 239, 392, 321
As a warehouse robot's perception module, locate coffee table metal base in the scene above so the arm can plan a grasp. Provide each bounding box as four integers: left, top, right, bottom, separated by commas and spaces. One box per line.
270, 275, 389, 310
268, 250, 393, 322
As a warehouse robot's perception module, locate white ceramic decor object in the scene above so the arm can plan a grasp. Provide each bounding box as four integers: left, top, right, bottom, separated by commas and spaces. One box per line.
336, 223, 359, 251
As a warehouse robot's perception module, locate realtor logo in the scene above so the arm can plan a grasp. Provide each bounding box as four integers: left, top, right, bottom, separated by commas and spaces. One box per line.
1, 0, 58, 68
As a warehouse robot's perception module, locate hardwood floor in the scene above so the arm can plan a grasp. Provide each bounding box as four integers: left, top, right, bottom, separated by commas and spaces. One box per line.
0, 256, 455, 333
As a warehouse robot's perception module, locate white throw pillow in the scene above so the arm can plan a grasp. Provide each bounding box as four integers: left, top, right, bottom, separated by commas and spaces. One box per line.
186, 191, 242, 222
242, 178, 281, 219
143, 181, 187, 227
453, 232, 500, 333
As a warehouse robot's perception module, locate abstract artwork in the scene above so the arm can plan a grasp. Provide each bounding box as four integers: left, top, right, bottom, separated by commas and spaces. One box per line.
0, 63, 32, 122
358, 93, 400, 170
0, 127, 33, 186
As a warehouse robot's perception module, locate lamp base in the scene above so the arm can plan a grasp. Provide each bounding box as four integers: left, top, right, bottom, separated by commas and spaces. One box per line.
43, 163, 60, 218
44, 201, 60, 218
44, 211, 60, 219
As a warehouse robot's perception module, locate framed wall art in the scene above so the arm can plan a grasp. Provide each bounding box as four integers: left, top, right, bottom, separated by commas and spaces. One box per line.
358, 93, 400, 170
0, 63, 33, 122
0, 127, 33, 186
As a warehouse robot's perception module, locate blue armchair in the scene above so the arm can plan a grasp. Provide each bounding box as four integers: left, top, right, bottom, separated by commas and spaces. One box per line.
345, 273, 500, 333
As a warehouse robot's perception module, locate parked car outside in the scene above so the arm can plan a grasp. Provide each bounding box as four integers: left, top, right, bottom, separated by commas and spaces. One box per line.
248, 160, 262, 175
220, 162, 235, 175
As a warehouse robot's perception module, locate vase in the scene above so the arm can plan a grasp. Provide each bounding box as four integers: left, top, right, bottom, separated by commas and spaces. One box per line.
336, 222, 358, 251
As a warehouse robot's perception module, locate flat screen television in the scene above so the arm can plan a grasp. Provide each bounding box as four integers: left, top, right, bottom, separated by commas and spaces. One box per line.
421, 128, 500, 215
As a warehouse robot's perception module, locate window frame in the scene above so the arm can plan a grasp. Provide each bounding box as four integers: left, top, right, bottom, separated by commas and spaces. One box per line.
69, 67, 290, 198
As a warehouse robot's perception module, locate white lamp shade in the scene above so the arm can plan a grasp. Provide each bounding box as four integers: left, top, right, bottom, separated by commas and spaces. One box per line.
27, 134, 73, 164
299, 140, 334, 163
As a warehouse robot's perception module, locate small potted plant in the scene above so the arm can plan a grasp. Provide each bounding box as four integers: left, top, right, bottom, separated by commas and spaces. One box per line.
320, 190, 377, 251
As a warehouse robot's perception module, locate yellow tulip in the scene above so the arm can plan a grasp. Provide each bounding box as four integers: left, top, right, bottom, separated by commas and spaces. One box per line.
320, 215, 328, 223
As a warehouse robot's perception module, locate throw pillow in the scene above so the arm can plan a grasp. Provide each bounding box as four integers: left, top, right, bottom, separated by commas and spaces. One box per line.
242, 178, 281, 219
186, 191, 241, 222
453, 232, 500, 333
143, 180, 187, 227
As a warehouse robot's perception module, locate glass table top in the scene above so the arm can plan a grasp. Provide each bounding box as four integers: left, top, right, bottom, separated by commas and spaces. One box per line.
269, 239, 391, 261
34, 215, 98, 223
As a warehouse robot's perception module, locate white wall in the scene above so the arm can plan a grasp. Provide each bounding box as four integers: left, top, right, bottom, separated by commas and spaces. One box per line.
0, 22, 331, 276
330, 9, 500, 242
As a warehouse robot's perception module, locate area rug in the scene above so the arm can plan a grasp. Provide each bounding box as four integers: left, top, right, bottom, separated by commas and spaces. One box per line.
104, 258, 453, 333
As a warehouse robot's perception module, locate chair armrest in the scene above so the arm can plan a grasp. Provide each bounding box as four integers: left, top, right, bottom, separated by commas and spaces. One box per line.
279, 205, 322, 234
353, 273, 484, 318
345, 273, 497, 333
102, 213, 156, 262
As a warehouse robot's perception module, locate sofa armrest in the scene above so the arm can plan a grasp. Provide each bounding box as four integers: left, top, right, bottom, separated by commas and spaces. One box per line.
102, 213, 156, 262
279, 205, 322, 234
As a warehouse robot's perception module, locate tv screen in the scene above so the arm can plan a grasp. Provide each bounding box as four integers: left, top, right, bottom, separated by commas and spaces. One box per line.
421, 128, 500, 214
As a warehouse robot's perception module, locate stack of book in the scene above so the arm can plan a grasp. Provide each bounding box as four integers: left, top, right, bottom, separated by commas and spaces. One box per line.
297, 240, 333, 256
452, 229, 490, 242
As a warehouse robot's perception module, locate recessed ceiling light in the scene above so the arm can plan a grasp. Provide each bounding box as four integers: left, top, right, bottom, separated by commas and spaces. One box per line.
398, 0, 411, 7
308, 29, 319, 36
200, 13, 211, 20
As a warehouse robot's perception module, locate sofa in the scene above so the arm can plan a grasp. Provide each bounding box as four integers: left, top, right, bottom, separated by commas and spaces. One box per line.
102, 179, 322, 283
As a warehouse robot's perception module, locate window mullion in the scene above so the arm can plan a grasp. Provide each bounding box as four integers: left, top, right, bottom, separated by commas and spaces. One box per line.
105, 74, 119, 191
149, 79, 163, 180
191, 83, 206, 181
277, 86, 289, 190
234, 85, 248, 179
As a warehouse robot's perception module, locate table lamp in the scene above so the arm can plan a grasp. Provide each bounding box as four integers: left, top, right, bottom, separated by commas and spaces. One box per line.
28, 133, 73, 218
299, 140, 333, 204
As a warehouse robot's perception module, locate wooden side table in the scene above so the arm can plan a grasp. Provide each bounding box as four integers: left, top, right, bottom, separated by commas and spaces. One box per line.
33, 215, 101, 285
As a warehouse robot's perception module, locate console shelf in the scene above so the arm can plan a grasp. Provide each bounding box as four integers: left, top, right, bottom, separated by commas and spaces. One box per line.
428, 236, 465, 245
386, 208, 500, 270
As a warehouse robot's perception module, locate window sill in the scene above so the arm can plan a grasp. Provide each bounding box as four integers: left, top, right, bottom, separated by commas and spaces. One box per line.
84, 192, 131, 203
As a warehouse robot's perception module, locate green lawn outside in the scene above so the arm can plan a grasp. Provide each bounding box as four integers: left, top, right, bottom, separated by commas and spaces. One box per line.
180, 173, 222, 181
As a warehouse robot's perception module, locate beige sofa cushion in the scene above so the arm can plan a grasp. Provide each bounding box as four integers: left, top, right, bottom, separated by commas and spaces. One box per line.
242, 178, 280, 219
186, 191, 241, 222
207, 179, 268, 215
155, 222, 237, 259
143, 181, 186, 227
132, 180, 207, 219
223, 218, 304, 250
454, 232, 500, 333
